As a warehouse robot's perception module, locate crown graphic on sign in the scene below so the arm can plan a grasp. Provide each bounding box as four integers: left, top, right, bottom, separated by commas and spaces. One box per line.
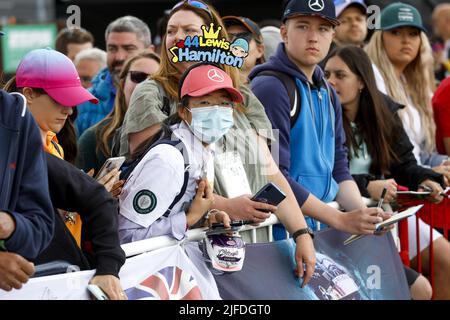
202, 23, 221, 39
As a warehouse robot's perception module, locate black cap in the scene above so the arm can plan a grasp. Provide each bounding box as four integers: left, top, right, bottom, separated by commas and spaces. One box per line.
282, 0, 340, 26
222, 16, 262, 38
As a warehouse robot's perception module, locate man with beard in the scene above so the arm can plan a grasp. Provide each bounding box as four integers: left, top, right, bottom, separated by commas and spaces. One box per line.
76, 16, 154, 137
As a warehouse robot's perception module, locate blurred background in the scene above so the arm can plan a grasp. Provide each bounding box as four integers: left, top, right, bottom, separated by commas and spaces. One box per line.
0, 0, 448, 77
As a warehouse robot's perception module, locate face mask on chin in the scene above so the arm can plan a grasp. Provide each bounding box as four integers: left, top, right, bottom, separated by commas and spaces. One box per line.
185, 105, 234, 145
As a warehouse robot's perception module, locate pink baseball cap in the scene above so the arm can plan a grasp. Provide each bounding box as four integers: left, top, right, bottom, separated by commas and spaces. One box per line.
16, 48, 98, 107
180, 64, 243, 103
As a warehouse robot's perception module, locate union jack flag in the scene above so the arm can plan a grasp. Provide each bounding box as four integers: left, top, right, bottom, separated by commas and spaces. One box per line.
125, 266, 203, 300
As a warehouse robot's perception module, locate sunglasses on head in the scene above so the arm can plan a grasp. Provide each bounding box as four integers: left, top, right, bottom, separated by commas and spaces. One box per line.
228, 31, 262, 45
128, 71, 150, 84
171, 0, 213, 20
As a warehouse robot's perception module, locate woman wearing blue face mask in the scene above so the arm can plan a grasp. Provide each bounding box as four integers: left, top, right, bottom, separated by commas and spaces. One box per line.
118, 63, 238, 245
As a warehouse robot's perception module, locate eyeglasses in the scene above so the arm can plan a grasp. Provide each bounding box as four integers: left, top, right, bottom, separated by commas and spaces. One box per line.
128, 71, 150, 84
171, 0, 213, 20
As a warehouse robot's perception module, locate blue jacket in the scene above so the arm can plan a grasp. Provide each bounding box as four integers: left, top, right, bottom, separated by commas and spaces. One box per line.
0, 90, 54, 259
250, 43, 353, 208
76, 68, 116, 137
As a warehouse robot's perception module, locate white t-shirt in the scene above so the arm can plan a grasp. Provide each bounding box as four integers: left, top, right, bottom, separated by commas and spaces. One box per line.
399, 102, 424, 165
118, 121, 214, 244
372, 63, 387, 95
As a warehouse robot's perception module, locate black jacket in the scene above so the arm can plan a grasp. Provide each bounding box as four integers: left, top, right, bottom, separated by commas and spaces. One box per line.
352, 95, 444, 197
0, 91, 54, 259
33, 153, 126, 277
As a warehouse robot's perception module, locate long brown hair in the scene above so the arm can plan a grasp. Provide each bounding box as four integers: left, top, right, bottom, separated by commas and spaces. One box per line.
152, 1, 242, 104
96, 51, 161, 156
326, 46, 399, 175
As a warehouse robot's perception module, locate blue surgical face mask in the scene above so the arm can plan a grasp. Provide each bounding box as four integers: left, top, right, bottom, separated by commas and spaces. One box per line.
185, 105, 234, 144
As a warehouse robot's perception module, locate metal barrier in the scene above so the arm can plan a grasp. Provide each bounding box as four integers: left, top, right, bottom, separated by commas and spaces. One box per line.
397, 196, 450, 299
121, 198, 377, 257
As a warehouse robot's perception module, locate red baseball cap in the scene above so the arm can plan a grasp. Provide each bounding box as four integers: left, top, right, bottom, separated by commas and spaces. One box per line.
16, 48, 98, 107
180, 65, 243, 103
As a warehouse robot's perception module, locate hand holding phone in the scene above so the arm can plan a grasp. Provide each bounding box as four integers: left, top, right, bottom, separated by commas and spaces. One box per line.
251, 182, 286, 212
95, 156, 126, 180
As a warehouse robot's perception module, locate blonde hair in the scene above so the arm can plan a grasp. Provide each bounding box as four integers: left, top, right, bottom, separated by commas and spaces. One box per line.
365, 30, 436, 154
151, 2, 242, 105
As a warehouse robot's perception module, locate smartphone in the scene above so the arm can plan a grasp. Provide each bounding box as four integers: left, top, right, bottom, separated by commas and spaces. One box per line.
95, 156, 126, 180
211, 220, 254, 229
87, 284, 109, 300
251, 182, 286, 210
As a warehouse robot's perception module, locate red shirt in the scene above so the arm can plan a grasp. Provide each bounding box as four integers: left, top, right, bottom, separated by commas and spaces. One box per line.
433, 77, 450, 155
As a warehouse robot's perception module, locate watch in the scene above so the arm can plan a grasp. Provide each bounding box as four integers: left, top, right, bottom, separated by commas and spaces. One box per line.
292, 228, 314, 241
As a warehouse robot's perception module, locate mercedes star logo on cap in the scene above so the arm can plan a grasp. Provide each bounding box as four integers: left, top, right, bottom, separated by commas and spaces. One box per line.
309, 0, 325, 12
207, 69, 225, 82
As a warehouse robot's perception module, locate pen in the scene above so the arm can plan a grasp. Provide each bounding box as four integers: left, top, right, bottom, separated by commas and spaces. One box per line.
377, 187, 388, 209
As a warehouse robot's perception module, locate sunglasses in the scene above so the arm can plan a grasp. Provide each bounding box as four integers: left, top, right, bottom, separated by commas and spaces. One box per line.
228, 31, 262, 45
171, 0, 213, 20
128, 71, 150, 84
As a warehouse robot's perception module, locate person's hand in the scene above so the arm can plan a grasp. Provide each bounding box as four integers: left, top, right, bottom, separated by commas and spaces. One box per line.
0, 252, 35, 291
373, 211, 395, 236
432, 163, 450, 186
97, 168, 121, 192
187, 180, 214, 227
111, 180, 125, 198
207, 210, 231, 229
418, 179, 444, 204
293, 233, 316, 288
0, 212, 15, 239
89, 275, 127, 300
86, 168, 121, 192
367, 179, 397, 203
224, 195, 276, 223
334, 208, 392, 235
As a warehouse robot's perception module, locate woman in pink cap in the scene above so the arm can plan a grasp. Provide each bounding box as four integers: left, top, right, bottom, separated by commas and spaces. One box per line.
4, 48, 121, 245
4, 48, 128, 300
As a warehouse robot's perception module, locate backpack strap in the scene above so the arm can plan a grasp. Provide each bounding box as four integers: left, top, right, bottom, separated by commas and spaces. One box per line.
121, 137, 190, 218
254, 70, 301, 127
50, 140, 63, 157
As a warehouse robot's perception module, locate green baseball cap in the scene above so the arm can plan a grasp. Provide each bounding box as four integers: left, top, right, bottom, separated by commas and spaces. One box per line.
380, 2, 426, 33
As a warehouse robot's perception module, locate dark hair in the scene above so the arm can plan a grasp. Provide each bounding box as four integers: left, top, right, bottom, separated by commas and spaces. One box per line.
56, 108, 78, 165
55, 28, 94, 55
325, 46, 399, 175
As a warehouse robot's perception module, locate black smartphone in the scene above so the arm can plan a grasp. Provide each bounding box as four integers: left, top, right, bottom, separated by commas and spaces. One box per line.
210, 220, 254, 229
251, 182, 286, 211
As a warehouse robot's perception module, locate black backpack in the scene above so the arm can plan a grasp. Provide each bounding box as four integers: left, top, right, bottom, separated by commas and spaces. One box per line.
121, 138, 190, 218
254, 70, 302, 127
252, 70, 335, 127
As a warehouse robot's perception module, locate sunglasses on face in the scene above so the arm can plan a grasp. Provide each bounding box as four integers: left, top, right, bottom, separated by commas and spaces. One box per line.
128, 71, 150, 84
171, 0, 213, 20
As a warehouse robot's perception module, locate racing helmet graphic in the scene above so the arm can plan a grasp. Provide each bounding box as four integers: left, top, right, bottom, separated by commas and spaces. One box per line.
204, 232, 245, 272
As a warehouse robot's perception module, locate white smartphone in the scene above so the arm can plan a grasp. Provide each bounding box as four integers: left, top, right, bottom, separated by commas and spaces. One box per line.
87, 284, 109, 300
95, 156, 126, 180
